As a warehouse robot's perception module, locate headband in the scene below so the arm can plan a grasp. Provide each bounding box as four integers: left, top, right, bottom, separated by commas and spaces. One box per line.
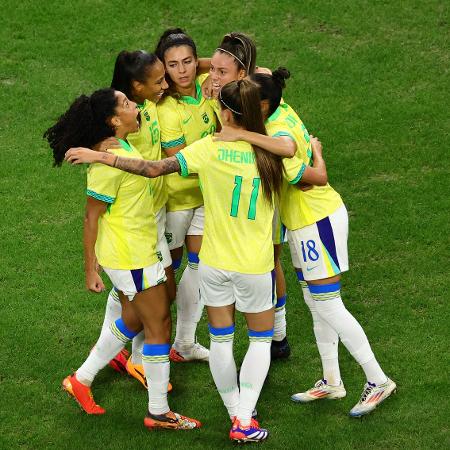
216, 47, 246, 71
219, 89, 242, 115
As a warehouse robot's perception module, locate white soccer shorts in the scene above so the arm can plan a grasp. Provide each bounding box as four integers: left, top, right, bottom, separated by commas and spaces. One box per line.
155, 206, 172, 268
198, 262, 275, 313
287, 204, 349, 281
165, 205, 204, 250
104, 261, 167, 301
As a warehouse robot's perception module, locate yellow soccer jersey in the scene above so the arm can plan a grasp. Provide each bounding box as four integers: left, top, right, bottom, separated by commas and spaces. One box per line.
175, 136, 302, 274
86, 139, 159, 270
265, 103, 344, 230
157, 74, 217, 212
127, 99, 167, 213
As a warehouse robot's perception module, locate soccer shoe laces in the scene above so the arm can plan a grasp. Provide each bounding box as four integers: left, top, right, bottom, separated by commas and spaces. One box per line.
360, 383, 376, 402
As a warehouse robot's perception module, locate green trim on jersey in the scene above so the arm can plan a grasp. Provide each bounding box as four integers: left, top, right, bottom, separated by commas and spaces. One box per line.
265, 106, 282, 123
289, 163, 306, 184
175, 153, 189, 177
161, 136, 186, 148
179, 79, 202, 105
272, 131, 295, 141
86, 189, 115, 203
117, 139, 133, 152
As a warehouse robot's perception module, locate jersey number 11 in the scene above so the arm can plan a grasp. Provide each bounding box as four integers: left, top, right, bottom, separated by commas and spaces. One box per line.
230, 175, 260, 220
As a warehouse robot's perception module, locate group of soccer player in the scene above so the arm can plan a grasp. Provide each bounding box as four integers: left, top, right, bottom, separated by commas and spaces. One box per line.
45, 28, 396, 443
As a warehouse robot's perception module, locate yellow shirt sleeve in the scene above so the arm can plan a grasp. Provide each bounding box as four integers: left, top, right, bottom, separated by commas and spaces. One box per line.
282, 155, 306, 184
157, 98, 185, 150
87, 154, 124, 203
175, 135, 212, 176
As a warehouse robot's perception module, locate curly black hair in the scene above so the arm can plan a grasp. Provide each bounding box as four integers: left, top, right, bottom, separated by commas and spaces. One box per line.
43, 88, 117, 166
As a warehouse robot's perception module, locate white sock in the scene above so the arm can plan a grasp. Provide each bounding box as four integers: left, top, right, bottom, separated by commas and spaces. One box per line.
174, 257, 203, 349
301, 280, 341, 385
131, 331, 145, 365
273, 295, 287, 342
142, 343, 170, 415
76, 318, 135, 386
238, 331, 272, 426
100, 288, 121, 334
310, 283, 387, 385
208, 325, 239, 419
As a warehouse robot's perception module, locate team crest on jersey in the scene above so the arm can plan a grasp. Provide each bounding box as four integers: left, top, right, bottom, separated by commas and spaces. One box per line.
144, 111, 151, 122
202, 112, 210, 124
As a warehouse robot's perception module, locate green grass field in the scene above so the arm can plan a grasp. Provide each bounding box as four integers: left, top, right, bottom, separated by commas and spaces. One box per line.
1, 0, 449, 448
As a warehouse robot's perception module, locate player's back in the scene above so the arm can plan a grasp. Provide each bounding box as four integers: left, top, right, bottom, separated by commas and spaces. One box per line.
177, 136, 275, 274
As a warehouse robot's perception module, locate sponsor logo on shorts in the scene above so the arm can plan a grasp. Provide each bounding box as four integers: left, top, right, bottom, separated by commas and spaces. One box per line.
156, 251, 163, 262
306, 265, 319, 272
164, 232, 173, 244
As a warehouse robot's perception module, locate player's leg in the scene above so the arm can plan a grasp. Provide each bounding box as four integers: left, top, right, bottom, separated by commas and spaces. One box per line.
125, 264, 200, 430
63, 282, 142, 414
171, 206, 209, 361
271, 242, 290, 359
201, 263, 239, 418
98, 287, 130, 373
128, 206, 175, 391
291, 206, 395, 414
229, 271, 274, 443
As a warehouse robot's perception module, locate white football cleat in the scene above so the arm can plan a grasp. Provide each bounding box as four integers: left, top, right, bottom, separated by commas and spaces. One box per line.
170, 342, 209, 362
291, 379, 346, 403
349, 378, 396, 417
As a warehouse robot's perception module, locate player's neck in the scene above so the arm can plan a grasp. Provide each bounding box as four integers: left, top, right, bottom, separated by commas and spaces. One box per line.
177, 84, 196, 98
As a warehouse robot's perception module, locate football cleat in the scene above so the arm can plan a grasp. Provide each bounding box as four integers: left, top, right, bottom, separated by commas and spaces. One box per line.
108, 348, 129, 373
271, 337, 291, 360
291, 379, 346, 403
62, 374, 105, 415
126, 357, 173, 392
349, 378, 396, 417
169, 342, 209, 362
229, 418, 268, 443
144, 410, 201, 430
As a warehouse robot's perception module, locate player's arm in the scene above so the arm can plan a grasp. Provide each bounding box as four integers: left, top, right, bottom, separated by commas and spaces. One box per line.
65, 148, 180, 177
197, 58, 211, 74
84, 196, 107, 293
213, 125, 296, 157
294, 136, 327, 186
163, 143, 186, 157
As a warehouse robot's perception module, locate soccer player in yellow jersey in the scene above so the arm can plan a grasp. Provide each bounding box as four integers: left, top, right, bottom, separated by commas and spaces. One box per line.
106, 50, 172, 385
154, 29, 217, 362
217, 68, 397, 417
65, 79, 329, 442
45, 88, 201, 430
204, 32, 294, 359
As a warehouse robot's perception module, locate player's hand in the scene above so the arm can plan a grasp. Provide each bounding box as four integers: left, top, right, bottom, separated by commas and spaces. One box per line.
255, 66, 272, 75
310, 135, 323, 158
85, 270, 105, 293
65, 147, 100, 165
296, 182, 314, 191
93, 137, 121, 152
201, 75, 213, 99
213, 125, 241, 142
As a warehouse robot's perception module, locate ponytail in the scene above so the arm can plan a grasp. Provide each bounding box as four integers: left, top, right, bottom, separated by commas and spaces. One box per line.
44, 88, 117, 166
251, 67, 290, 117
110, 50, 159, 101
220, 79, 283, 202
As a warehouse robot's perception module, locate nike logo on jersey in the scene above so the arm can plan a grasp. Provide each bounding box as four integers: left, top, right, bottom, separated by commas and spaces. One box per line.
306, 265, 319, 272
182, 116, 192, 125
